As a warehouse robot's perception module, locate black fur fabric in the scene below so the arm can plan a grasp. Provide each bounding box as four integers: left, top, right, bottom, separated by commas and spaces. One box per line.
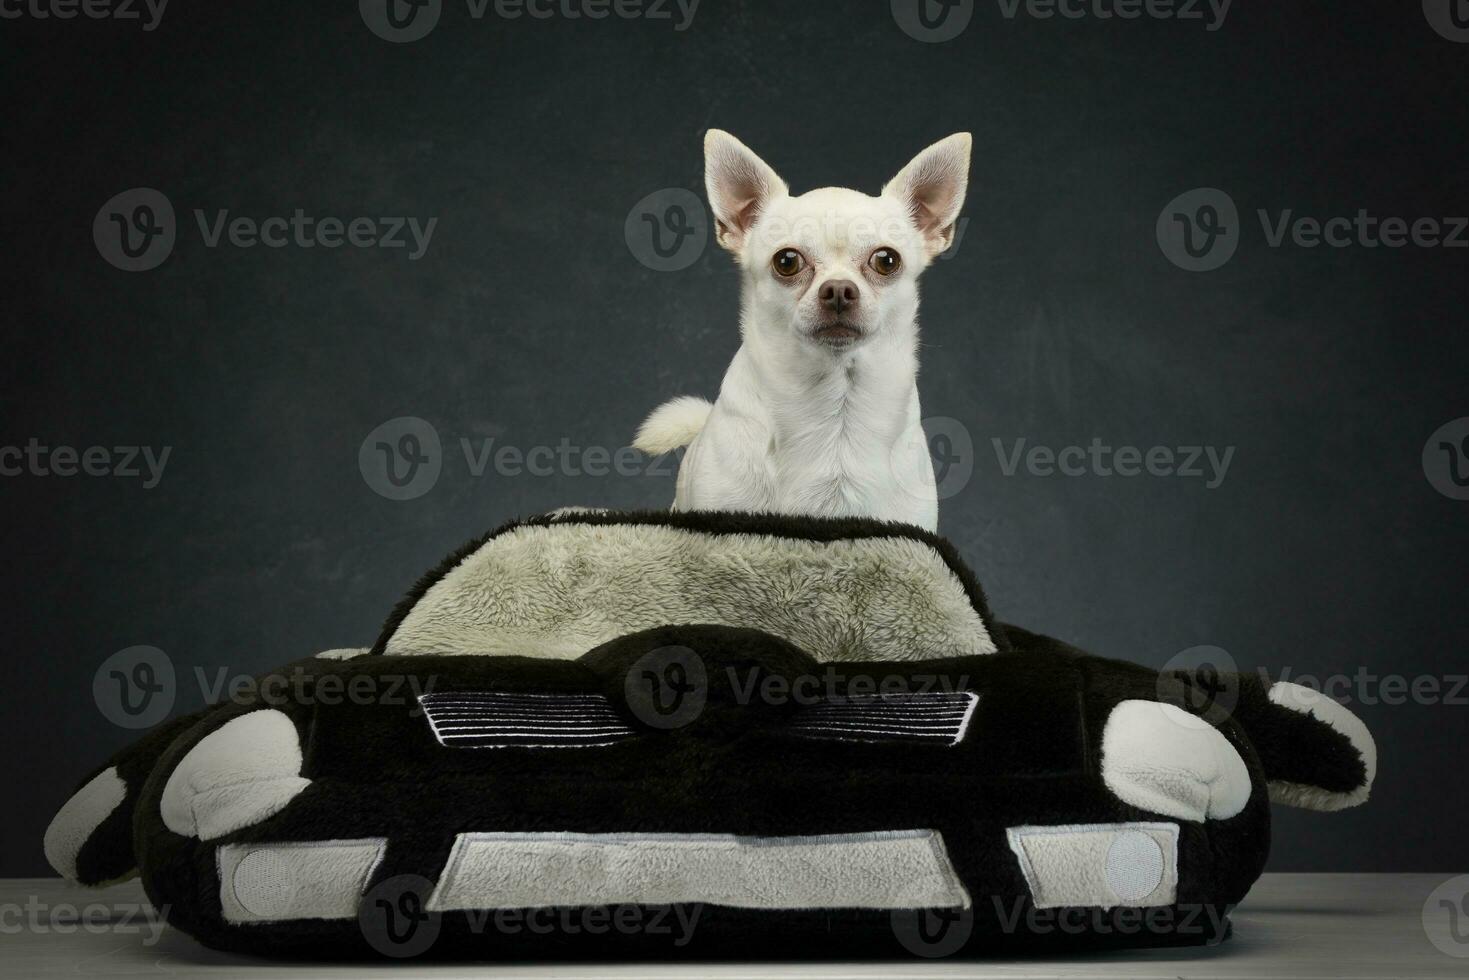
46, 511, 1372, 960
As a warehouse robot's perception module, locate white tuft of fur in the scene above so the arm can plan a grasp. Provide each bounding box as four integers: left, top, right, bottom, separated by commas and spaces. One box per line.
633, 396, 713, 455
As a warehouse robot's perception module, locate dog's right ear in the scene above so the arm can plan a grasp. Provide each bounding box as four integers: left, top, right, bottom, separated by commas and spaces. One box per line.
704, 130, 788, 253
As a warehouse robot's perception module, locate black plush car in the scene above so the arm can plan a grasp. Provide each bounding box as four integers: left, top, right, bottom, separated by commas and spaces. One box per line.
45, 512, 1375, 959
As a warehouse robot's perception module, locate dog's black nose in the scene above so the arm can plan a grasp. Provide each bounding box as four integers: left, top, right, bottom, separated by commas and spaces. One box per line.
818, 279, 859, 313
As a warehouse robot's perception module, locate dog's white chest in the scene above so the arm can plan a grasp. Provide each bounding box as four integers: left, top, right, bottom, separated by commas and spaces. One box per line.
673, 350, 938, 531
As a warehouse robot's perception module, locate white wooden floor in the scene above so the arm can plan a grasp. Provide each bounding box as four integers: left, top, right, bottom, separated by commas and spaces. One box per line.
2, 873, 1465, 978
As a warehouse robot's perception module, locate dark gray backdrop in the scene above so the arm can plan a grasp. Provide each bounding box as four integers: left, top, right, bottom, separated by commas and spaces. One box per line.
4, 1, 1466, 876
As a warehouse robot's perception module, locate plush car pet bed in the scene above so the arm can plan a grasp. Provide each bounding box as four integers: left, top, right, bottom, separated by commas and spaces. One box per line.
45, 511, 1377, 959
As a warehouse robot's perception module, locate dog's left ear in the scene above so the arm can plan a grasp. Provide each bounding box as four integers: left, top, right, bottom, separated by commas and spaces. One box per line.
883, 133, 972, 258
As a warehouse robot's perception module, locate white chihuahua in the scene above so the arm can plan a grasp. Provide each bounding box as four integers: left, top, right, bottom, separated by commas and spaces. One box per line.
633, 130, 971, 532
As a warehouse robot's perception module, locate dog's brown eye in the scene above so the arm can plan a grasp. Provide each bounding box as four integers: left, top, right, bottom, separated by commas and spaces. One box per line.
869, 248, 901, 276
772, 249, 805, 278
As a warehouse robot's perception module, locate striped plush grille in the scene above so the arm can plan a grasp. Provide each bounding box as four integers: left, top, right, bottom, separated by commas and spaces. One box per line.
418, 692, 637, 749
790, 692, 979, 745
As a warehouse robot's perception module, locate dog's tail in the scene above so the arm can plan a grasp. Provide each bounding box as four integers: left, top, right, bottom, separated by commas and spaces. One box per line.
633, 396, 713, 454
